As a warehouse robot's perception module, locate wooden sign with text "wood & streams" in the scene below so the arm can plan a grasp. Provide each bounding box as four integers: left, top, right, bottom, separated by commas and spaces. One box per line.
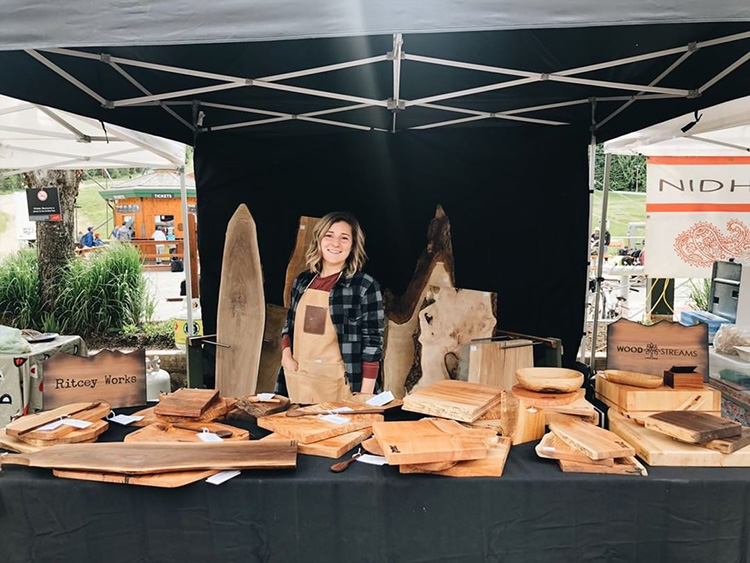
606, 319, 708, 378
42, 349, 147, 410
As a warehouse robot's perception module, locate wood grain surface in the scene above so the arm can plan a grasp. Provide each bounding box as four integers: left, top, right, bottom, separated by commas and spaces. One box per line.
549, 418, 635, 460
216, 204, 265, 398
230, 395, 290, 419
0, 441, 298, 474
703, 427, 750, 454
257, 304, 288, 393
124, 421, 250, 443
12, 402, 111, 442
154, 388, 219, 418
402, 380, 503, 422
558, 456, 648, 476
542, 397, 600, 426
6, 401, 108, 437
466, 339, 533, 391
399, 437, 512, 477
157, 396, 237, 423
644, 411, 741, 444
595, 375, 720, 413
510, 386, 584, 407
0, 429, 43, 453
20, 419, 108, 447
535, 433, 614, 466
502, 389, 545, 445
361, 436, 384, 456
609, 409, 750, 467
603, 370, 663, 389
265, 428, 371, 459
283, 216, 321, 308
53, 468, 218, 488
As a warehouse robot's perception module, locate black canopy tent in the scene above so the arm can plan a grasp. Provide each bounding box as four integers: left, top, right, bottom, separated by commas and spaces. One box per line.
0, 4, 747, 370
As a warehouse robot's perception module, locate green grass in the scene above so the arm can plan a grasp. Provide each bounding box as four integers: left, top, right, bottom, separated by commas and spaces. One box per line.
76, 180, 112, 236
0, 210, 9, 234
591, 190, 646, 249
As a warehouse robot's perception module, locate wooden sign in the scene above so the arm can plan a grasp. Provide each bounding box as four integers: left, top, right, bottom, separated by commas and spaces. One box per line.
42, 349, 146, 410
606, 319, 708, 378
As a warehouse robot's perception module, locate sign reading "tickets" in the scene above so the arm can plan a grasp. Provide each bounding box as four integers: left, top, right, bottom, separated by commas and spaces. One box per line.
42, 349, 147, 410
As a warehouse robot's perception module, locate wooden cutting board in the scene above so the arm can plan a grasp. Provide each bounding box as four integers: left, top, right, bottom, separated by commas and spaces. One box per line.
20, 419, 109, 447
399, 437, 512, 477
362, 436, 384, 456
0, 429, 43, 453
372, 418, 495, 465
53, 468, 218, 488
264, 428, 371, 459
543, 397, 600, 426
465, 339, 534, 391
644, 411, 741, 444
130, 406, 158, 427
6, 401, 110, 439
704, 427, 750, 454
535, 433, 614, 467
596, 393, 721, 425
470, 400, 504, 433
0, 441, 298, 474
157, 396, 237, 423
402, 380, 503, 422
595, 375, 720, 413
124, 422, 250, 443
154, 388, 219, 418
510, 386, 583, 407
258, 402, 382, 444
558, 456, 648, 476
216, 204, 265, 398
609, 410, 750, 467
283, 216, 321, 308
549, 418, 635, 460
229, 395, 290, 419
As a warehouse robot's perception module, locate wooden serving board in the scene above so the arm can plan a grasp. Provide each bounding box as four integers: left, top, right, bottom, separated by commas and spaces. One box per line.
595, 375, 720, 413
6, 401, 109, 439
157, 396, 237, 423
124, 422, 250, 443
543, 397, 600, 426
466, 339, 534, 391
644, 411, 741, 444
603, 370, 662, 389
130, 406, 158, 427
558, 456, 648, 476
258, 402, 382, 444
596, 393, 720, 425
0, 429, 43, 453
20, 419, 108, 447
15, 402, 111, 442
549, 418, 635, 461
535, 433, 614, 466
230, 395, 290, 419
372, 419, 495, 465
53, 468, 218, 488
609, 410, 750, 467
265, 428, 371, 459
361, 436, 384, 456
283, 216, 321, 308
216, 204, 265, 398
470, 401, 504, 433
511, 386, 584, 407
402, 380, 503, 423
704, 427, 750, 454
154, 388, 219, 418
400, 437, 512, 478
0, 441, 297, 474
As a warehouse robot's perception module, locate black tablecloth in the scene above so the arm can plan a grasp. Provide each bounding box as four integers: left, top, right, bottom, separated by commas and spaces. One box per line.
1, 408, 749, 563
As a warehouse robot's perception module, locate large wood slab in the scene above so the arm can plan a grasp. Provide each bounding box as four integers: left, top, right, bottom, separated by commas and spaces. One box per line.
595, 374, 720, 413
20, 419, 109, 447
258, 402, 382, 444
465, 339, 534, 391
609, 409, 750, 467
400, 437, 512, 477
549, 418, 635, 460
53, 468, 218, 488
124, 421, 250, 443
257, 304, 288, 393
265, 428, 371, 459
372, 418, 495, 465
154, 388, 219, 418
216, 204, 265, 398
0, 441, 298, 474
283, 216, 321, 308
558, 456, 648, 477
644, 411, 741, 444
403, 380, 503, 423
10, 402, 110, 442
535, 433, 614, 466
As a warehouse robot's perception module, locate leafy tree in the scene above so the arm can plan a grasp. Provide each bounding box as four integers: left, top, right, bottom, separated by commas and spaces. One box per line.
594, 144, 646, 192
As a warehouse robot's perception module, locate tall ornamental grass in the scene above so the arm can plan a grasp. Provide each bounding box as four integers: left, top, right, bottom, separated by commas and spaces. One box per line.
0, 250, 43, 329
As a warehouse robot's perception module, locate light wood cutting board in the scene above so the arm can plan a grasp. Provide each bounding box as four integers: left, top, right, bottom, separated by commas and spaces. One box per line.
156, 396, 237, 423
558, 456, 648, 476
264, 428, 371, 459
216, 204, 265, 398
124, 422, 250, 443
20, 419, 109, 447
549, 418, 635, 460
0, 441, 297, 474
0, 429, 44, 453
402, 380, 503, 422
399, 437, 512, 477
535, 433, 614, 466
53, 468, 218, 488
154, 388, 219, 418
6, 401, 110, 440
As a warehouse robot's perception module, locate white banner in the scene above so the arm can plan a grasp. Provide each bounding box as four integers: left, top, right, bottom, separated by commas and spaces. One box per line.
645, 157, 750, 278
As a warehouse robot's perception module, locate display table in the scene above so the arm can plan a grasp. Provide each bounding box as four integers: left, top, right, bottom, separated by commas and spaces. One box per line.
1, 408, 748, 563
0, 335, 87, 427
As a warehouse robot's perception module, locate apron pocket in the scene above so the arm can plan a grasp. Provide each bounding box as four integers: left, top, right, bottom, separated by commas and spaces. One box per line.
287, 360, 351, 404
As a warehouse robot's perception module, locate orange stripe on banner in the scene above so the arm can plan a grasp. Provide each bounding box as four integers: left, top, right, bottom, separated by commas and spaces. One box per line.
647, 156, 750, 165
647, 203, 750, 212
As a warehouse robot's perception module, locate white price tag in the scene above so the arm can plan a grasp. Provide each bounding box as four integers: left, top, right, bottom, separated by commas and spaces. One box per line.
61, 419, 93, 429
109, 414, 144, 426
197, 432, 223, 443
356, 454, 388, 466
38, 420, 64, 431
366, 391, 394, 407
206, 470, 241, 485
470, 345, 478, 352
318, 414, 349, 425
256, 393, 276, 401
539, 446, 556, 453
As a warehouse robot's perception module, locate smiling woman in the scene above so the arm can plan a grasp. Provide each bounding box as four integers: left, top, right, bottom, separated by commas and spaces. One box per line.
280, 212, 384, 402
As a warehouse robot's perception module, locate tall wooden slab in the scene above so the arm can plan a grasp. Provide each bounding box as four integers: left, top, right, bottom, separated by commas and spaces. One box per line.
256, 304, 288, 393
606, 318, 708, 377
283, 216, 321, 308
402, 380, 503, 422
466, 339, 534, 390
405, 286, 497, 394
216, 204, 265, 398
609, 410, 750, 467
42, 349, 146, 410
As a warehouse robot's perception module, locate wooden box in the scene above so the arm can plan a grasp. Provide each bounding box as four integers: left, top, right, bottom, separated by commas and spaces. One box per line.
664, 367, 704, 390
595, 375, 720, 421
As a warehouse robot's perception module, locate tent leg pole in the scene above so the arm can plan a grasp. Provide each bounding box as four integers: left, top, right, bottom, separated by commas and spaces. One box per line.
589, 153, 612, 374
579, 132, 597, 366
179, 165, 195, 386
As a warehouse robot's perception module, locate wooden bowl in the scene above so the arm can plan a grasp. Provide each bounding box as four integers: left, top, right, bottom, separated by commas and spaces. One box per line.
515, 368, 583, 393
603, 369, 662, 389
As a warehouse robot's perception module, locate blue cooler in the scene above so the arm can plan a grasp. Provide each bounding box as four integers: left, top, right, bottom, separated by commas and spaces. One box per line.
680, 310, 732, 344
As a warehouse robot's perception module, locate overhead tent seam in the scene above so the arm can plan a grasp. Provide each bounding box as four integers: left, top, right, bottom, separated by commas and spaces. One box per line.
21, 31, 750, 135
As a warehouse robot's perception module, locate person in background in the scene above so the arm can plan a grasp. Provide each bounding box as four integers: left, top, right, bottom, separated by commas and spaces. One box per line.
93, 233, 104, 247
115, 221, 131, 241
81, 226, 94, 247
280, 211, 384, 403
152, 226, 167, 264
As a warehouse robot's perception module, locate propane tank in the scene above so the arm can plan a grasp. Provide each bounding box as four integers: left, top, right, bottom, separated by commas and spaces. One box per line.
174, 298, 203, 352
146, 355, 171, 402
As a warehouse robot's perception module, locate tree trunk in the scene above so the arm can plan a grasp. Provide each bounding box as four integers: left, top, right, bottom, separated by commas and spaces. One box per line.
24, 170, 81, 313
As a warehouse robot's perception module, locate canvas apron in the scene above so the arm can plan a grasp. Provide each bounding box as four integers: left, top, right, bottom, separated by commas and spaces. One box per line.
285, 281, 353, 404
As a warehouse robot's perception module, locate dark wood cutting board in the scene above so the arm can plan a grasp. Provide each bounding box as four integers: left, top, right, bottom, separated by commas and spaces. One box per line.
154, 389, 219, 418
644, 411, 741, 444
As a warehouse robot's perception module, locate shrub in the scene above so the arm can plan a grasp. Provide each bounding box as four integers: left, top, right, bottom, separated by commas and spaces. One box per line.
0, 250, 44, 329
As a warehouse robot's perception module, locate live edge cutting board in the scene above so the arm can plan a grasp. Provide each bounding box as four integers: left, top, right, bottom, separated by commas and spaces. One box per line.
216, 204, 265, 398
402, 380, 503, 423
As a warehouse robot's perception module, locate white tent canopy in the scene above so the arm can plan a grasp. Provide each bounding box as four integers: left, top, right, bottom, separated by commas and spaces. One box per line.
0, 94, 185, 176
604, 95, 750, 156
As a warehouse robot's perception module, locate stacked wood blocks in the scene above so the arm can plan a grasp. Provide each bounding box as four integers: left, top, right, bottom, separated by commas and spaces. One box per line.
131, 388, 242, 427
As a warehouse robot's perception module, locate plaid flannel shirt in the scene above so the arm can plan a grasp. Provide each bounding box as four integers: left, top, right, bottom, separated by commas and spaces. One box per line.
281, 270, 385, 391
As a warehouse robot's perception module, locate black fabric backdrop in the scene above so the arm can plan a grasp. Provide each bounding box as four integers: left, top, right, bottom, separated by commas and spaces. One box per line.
195, 125, 589, 367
